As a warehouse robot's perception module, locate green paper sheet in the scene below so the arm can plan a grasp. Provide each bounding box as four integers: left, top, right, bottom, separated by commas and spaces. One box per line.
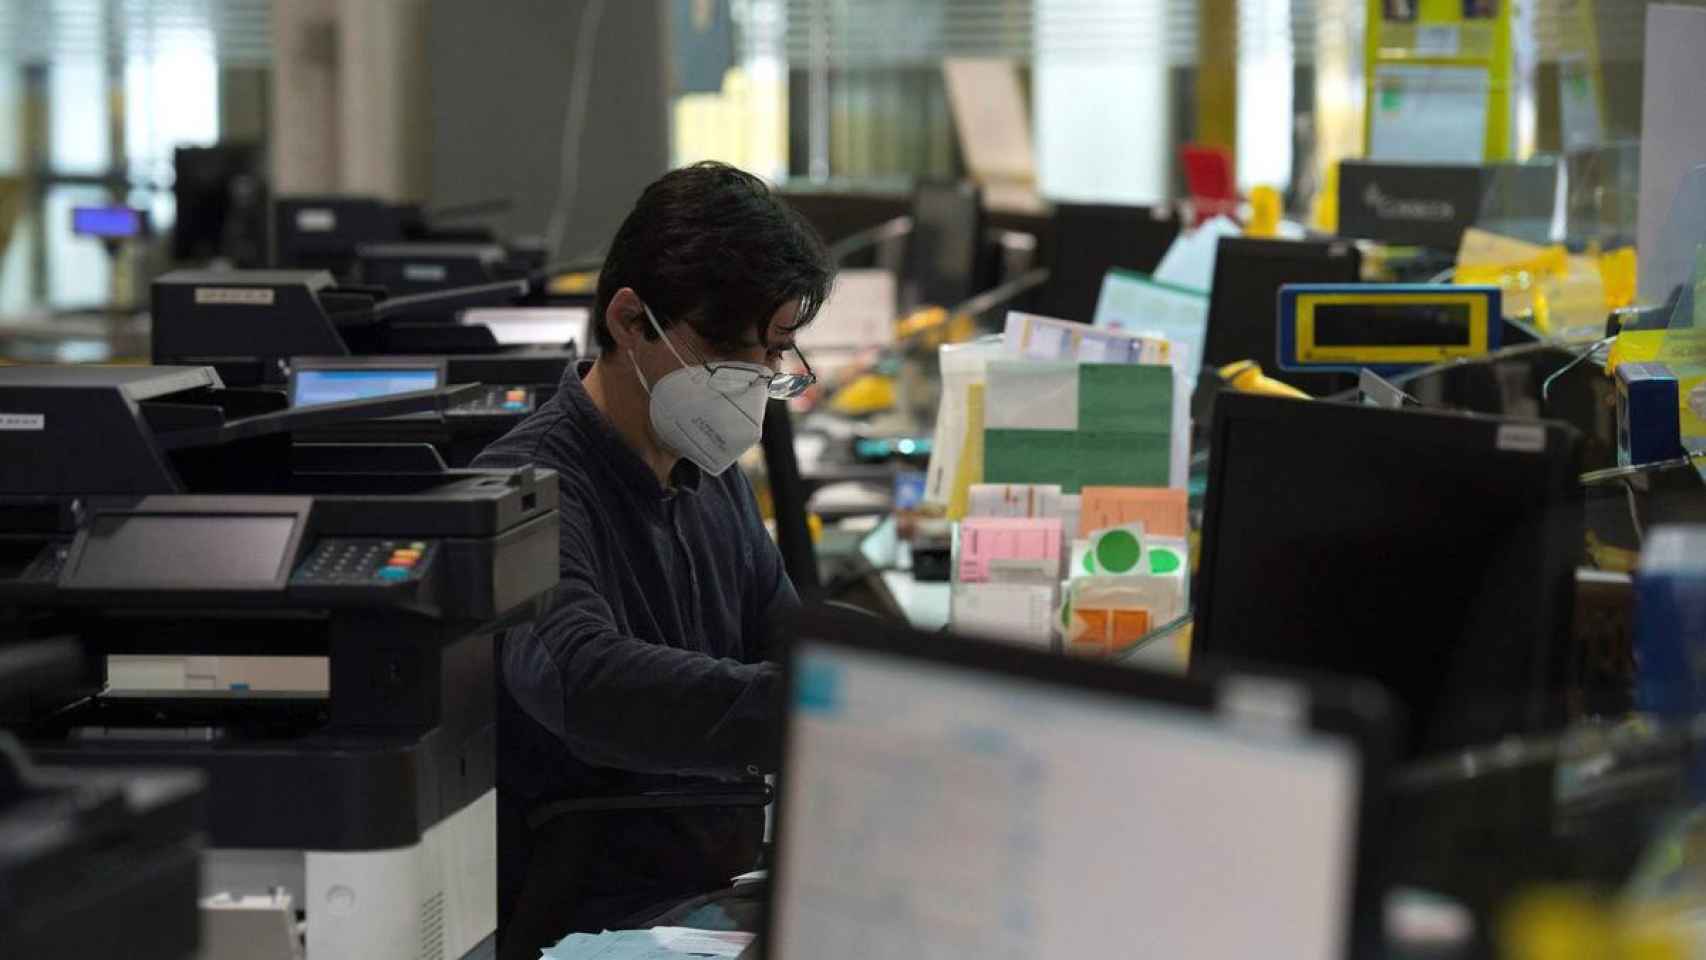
1078, 363, 1173, 434
984, 428, 1170, 492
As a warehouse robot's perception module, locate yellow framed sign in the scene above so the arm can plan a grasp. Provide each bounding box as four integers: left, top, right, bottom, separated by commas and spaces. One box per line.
1278, 284, 1502, 371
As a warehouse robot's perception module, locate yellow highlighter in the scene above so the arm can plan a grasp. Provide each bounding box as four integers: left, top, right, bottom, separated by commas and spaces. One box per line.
1218, 360, 1313, 400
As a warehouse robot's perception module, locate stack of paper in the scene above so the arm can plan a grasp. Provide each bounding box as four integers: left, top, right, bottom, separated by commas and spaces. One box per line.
542, 927, 753, 960
1004, 311, 1169, 365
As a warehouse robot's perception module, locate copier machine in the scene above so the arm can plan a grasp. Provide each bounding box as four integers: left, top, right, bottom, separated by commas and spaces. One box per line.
0, 365, 560, 959
149, 268, 584, 466
0, 637, 206, 959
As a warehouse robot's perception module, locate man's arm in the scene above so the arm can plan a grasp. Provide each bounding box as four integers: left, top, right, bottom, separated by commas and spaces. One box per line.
502, 514, 781, 780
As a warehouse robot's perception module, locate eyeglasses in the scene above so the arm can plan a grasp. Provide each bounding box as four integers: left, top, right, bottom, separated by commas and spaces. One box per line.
700, 345, 818, 400
651, 306, 818, 399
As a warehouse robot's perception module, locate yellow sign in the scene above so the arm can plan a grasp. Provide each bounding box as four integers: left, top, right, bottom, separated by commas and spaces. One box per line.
1293, 289, 1494, 366
1364, 0, 1518, 162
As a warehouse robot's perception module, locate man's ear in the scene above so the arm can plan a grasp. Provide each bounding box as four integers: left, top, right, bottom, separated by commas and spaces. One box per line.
604, 288, 649, 354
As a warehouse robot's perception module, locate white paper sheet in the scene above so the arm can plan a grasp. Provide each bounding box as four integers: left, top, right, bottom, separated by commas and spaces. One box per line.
1093, 270, 1210, 382
984, 361, 1079, 430
942, 58, 1037, 184
797, 268, 896, 350
949, 582, 1058, 647
923, 339, 1004, 511
1152, 216, 1239, 294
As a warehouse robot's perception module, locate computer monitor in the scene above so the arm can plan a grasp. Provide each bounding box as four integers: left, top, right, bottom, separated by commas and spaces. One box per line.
1195, 393, 1584, 758
71, 205, 149, 239
1039, 202, 1180, 323
905, 180, 984, 310
173, 142, 265, 263
768, 607, 1391, 960
272, 196, 408, 276
288, 361, 445, 408
357, 242, 506, 295
1203, 237, 1362, 395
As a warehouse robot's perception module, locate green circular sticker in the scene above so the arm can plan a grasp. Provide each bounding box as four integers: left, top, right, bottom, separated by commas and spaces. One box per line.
1082, 550, 1096, 575
1094, 530, 1142, 574
1149, 547, 1182, 575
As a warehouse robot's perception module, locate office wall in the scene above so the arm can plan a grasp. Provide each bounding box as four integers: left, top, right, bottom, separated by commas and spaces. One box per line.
270, 0, 430, 201
427, 0, 670, 258
270, 0, 339, 194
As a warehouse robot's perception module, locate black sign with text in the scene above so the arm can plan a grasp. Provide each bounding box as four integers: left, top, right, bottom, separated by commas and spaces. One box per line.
1338, 161, 1484, 250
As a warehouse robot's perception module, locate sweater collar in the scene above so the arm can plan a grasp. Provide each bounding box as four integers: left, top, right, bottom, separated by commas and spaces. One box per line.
558, 359, 703, 500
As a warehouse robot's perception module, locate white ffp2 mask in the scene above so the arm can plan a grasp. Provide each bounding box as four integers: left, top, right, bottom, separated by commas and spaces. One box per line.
629, 304, 769, 476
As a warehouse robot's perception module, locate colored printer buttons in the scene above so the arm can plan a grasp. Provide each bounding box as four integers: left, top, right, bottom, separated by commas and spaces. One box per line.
293, 538, 435, 584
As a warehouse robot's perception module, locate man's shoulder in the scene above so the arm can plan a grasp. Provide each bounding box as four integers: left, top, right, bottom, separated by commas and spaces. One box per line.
472, 401, 593, 476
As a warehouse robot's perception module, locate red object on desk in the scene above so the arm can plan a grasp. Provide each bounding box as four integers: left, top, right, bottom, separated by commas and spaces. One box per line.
1181, 144, 1239, 225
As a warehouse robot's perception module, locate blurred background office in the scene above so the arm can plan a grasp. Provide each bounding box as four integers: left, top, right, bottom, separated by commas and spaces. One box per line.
0, 0, 1662, 319
8, 2, 1706, 959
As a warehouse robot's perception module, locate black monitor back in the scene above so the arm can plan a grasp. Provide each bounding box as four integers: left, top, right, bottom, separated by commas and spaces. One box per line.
173, 143, 266, 264
272, 196, 406, 277
1195, 393, 1584, 759
1039, 203, 1181, 323
905, 181, 984, 309
1204, 237, 1361, 394
357, 243, 506, 296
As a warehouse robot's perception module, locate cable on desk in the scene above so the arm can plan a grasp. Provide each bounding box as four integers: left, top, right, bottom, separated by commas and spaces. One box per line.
1109, 610, 1194, 664
1541, 335, 1617, 410
1621, 477, 1644, 546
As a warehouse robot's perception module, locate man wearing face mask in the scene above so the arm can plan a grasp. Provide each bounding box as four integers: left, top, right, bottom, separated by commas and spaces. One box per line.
473, 162, 831, 959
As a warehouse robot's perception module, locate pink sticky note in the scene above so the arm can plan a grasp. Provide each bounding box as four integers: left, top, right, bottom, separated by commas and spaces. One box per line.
959, 517, 1064, 582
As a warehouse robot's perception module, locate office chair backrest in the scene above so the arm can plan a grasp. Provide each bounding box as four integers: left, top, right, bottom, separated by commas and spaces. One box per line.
761, 398, 821, 600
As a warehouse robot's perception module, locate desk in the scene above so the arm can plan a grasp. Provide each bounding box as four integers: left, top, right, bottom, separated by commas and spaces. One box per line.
845, 519, 950, 631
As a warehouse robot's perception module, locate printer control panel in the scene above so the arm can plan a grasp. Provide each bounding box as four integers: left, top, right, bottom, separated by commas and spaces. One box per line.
448, 386, 535, 417
291, 538, 437, 585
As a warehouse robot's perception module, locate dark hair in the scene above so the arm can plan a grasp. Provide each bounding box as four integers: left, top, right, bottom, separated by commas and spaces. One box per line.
593, 161, 832, 353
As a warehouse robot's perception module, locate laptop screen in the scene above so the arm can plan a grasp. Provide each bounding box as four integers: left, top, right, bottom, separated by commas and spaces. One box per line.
772, 640, 1363, 960
290, 367, 441, 408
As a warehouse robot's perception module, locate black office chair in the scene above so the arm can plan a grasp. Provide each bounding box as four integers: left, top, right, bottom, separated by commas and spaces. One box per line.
760, 399, 821, 603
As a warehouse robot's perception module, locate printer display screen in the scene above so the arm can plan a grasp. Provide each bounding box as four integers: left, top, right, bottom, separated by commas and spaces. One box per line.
1312, 302, 1472, 347
72, 514, 297, 586
291, 368, 441, 408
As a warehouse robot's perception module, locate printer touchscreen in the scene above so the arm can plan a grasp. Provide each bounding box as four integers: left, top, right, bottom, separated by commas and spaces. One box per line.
71, 514, 298, 586
291, 367, 441, 408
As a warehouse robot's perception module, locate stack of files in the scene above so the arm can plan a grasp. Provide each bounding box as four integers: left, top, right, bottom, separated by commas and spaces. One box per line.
1004, 310, 1169, 364
541, 927, 753, 960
